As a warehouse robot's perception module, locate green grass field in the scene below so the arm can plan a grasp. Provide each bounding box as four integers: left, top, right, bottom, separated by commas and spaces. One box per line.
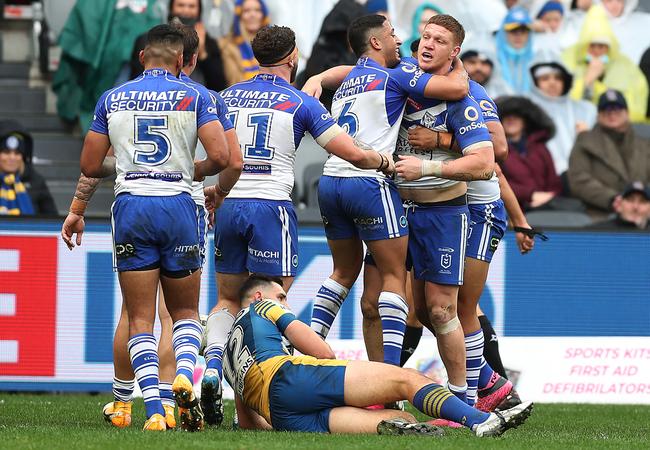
1, 394, 649, 449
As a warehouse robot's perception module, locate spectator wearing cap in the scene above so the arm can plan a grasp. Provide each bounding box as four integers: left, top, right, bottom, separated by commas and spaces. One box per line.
590, 182, 650, 230
497, 96, 563, 210
460, 49, 514, 98
495, 6, 535, 94
0, 121, 57, 216
531, 1, 569, 57
528, 60, 596, 178
568, 89, 650, 214
561, 5, 648, 122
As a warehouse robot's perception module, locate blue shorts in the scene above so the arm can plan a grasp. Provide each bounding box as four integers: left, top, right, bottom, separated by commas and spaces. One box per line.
318, 176, 408, 241
197, 204, 209, 267
214, 198, 298, 276
407, 203, 469, 285
269, 359, 347, 433
466, 200, 507, 263
111, 193, 201, 273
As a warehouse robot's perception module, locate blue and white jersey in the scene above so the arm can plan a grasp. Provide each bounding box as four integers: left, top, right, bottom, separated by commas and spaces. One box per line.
395, 78, 492, 191
178, 72, 234, 205
323, 56, 433, 178
221, 73, 336, 201
466, 80, 501, 204
90, 68, 219, 197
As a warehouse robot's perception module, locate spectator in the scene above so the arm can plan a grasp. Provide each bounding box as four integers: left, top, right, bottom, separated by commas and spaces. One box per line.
528, 60, 596, 177
460, 49, 514, 98
590, 182, 650, 230
561, 4, 649, 122
568, 90, 650, 214
400, 3, 443, 56
219, 0, 270, 86
602, 0, 650, 64
561, 0, 592, 47
297, 0, 366, 110
497, 96, 563, 210
129, 0, 228, 92
495, 7, 535, 94
0, 121, 56, 216
641, 47, 650, 119
531, 1, 567, 57
52, 0, 159, 132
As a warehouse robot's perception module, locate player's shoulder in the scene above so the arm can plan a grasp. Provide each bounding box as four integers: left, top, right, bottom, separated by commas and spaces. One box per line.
469, 80, 491, 101
448, 94, 483, 122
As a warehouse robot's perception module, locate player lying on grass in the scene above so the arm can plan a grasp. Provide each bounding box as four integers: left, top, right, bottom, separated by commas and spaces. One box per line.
223, 274, 533, 436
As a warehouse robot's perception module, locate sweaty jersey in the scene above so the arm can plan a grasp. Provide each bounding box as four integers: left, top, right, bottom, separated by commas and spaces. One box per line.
177, 72, 235, 206
466, 81, 501, 204
221, 73, 336, 201
323, 56, 434, 178
90, 68, 219, 196
223, 299, 297, 422
395, 73, 492, 191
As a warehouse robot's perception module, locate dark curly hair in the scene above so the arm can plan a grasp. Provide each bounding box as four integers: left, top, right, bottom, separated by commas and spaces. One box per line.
252, 25, 296, 66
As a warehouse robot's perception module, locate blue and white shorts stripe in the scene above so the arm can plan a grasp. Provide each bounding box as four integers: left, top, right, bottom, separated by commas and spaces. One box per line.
466, 200, 507, 263
318, 175, 408, 242
213, 198, 298, 277
197, 204, 209, 267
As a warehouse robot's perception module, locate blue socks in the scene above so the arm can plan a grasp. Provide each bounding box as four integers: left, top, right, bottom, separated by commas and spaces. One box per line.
378, 292, 408, 366
159, 382, 175, 408
412, 383, 490, 429
172, 319, 202, 382
128, 333, 164, 418
310, 278, 349, 339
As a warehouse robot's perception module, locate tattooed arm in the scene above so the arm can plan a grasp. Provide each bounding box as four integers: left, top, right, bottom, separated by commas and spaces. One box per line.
395, 144, 495, 182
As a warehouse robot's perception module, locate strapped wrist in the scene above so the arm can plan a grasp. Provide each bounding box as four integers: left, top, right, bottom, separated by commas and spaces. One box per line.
215, 183, 230, 197
421, 160, 443, 178
69, 196, 88, 216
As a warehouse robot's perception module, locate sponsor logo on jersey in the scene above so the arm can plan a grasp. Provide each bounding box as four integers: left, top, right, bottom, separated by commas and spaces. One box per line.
400, 216, 408, 228
334, 73, 385, 100
108, 90, 190, 113
457, 121, 487, 135
353, 216, 384, 226
115, 243, 136, 259
291, 254, 299, 267
125, 171, 182, 182
248, 247, 280, 259
464, 106, 480, 121
440, 252, 452, 269
221, 88, 296, 111
490, 237, 500, 252
243, 164, 272, 175
438, 247, 455, 253
409, 68, 425, 88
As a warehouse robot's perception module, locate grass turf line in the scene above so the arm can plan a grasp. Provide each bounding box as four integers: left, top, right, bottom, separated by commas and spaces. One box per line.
1, 394, 649, 449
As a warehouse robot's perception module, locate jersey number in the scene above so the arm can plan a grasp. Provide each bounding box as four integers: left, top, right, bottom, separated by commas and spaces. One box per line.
222, 324, 253, 397
337, 100, 359, 137
228, 111, 275, 160
134, 115, 171, 166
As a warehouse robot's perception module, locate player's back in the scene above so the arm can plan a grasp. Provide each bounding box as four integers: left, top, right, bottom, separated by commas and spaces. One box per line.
323, 56, 429, 178
222, 300, 294, 416
221, 73, 332, 201
91, 68, 215, 196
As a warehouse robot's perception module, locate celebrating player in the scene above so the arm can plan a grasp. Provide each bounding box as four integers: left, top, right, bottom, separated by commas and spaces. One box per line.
302, 14, 469, 370
222, 274, 533, 435
76, 24, 230, 431
200, 24, 393, 426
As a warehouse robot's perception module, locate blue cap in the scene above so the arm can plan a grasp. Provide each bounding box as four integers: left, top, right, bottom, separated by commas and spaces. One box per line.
537, 1, 564, 19
503, 6, 532, 31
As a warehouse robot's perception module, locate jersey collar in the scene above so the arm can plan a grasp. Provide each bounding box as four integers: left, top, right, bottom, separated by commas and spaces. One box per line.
254, 73, 289, 85
143, 68, 171, 77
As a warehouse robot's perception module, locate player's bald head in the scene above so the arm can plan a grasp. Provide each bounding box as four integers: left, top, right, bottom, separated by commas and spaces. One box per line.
143, 24, 184, 66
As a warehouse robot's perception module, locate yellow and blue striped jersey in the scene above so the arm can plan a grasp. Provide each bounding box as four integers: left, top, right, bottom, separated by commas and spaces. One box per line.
223, 299, 297, 421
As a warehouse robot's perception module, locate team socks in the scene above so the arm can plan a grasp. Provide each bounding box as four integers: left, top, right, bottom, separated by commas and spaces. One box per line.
204, 309, 235, 379
400, 325, 423, 367
412, 383, 490, 429
447, 381, 468, 404
310, 278, 349, 339
159, 382, 175, 408
479, 314, 508, 379
172, 319, 202, 382
465, 329, 485, 405
128, 333, 164, 418
112, 377, 134, 403
378, 292, 408, 366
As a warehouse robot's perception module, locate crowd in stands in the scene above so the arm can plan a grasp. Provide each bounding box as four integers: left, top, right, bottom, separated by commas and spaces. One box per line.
3, 0, 650, 230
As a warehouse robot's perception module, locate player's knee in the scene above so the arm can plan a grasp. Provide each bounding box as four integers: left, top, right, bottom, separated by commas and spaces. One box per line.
430, 312, 461, 336
360, 295, 380, 320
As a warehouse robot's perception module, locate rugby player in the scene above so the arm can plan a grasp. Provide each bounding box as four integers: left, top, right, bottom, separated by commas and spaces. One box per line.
62, 22, 242, 430
77, 24, 230, 431
223, 274, 533, 435
302, 14, 469, 370
200, 25, 394, 426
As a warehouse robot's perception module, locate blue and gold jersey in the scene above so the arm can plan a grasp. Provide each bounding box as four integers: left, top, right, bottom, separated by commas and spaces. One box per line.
223, 299, 297, 421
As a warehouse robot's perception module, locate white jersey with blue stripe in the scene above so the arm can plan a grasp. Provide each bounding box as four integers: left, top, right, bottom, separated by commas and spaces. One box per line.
178, 72, 234, 206
90, 68, 219, 197
221, 73, 336, 201
395, 66, 492, 191
466, 80, 501, 204
323, 56, 433, 178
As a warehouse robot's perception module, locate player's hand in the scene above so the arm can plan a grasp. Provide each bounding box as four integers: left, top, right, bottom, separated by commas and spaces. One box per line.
514, 222, 535, 254
395, 155, 424, 181
408, 126, 437, 151
381, 156, 395, 177
61, 213, 85, 250
302, 76, 323, 99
